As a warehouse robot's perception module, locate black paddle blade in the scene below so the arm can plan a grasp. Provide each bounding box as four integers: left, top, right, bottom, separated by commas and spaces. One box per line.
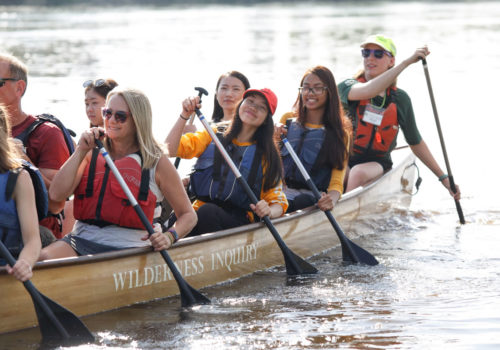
180, 284, 211, 307
283, 250, 318, 276
34, 291, 94, 344
341, 240, 379, 266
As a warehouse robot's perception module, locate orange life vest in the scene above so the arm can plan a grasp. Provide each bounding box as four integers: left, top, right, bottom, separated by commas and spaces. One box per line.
352, 78, 399, 157
73, 149, 157, 229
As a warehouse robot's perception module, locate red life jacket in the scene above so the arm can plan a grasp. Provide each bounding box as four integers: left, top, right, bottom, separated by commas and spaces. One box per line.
352, 78, 399, 157
73, 149, 157, 229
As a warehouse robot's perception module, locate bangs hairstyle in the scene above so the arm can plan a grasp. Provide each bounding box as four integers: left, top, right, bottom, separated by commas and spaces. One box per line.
224, 94, 282, 191
0, 104, 21, 172
294, 66, 352, 170
212, 71, 250, 123
105, 87, 163, 169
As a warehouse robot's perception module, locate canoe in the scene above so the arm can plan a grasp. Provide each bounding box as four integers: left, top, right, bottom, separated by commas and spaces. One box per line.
0, 147, 417, 335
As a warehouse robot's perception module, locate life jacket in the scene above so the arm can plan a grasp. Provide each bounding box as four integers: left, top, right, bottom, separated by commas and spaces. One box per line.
281, 120, 332, 192
351, 78, 399, 157
73, 149, 158, 229
189, 137, 264, 211
15, 114, 75, 155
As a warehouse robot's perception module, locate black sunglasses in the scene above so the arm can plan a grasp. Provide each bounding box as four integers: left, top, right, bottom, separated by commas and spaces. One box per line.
361, 48, 392, 59
0, 78, 18, 88
83, 79, 107, 88
101, 108, 130, 123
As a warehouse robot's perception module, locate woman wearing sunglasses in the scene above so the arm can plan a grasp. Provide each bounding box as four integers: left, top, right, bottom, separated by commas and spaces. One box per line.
39, 87, 197, 260
83, 78, 118, 127
166, 88, 288, 236
277, 66, 352, 213
339, 34, 460, 199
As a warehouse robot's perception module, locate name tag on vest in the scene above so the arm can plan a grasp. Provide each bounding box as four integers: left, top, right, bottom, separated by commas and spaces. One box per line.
362, 104, 385, 126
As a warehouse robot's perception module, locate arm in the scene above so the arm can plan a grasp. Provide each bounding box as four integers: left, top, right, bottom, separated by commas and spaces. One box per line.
49, 128, 100, 202
6, 170, 41, 282
251, 180, 288, 219
155, 155, 197, 240
164, 96, 201, 156
318, 134, 350, 211
347, 46, 430, 101
410, 140, 460, 199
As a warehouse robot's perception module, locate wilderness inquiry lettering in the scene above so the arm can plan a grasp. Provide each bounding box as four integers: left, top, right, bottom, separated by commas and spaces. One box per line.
112, 243, 257, 291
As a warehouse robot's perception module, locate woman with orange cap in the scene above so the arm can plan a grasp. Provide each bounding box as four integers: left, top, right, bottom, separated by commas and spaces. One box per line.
339, 34, 460, 200
166, 88, 288, 236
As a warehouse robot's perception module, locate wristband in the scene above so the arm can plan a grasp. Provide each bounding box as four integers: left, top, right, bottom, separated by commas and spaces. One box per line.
167, 228, 179, 243
179, 114, 189, 121
164, 232, 173, 246
438, 174, 448, 182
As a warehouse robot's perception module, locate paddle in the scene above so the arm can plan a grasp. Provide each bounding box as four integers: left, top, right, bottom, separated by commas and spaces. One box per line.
193, 105, 318, 276
421, 58, 465, 224
280, 136, 379, 265
0, 241, 94, 344
174, 87, 209, 169
94, 139, 210, 307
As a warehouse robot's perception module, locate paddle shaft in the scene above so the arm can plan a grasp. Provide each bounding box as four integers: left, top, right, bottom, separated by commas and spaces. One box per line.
421, 59, 465, 224
95, 140, 209, 306
281, 137, 379, 265
0, 241, 70, 339
195, 109, 317, 275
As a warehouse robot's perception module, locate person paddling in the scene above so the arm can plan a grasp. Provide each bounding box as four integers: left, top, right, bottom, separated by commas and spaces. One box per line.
39, 87, 197, 260
166, 88, 288, 235
0, 105, 41, 281
339, 34, 460, 200
277, 66, 352, 212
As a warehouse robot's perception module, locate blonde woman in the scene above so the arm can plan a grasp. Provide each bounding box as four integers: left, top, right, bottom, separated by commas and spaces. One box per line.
40, 87, 196, 260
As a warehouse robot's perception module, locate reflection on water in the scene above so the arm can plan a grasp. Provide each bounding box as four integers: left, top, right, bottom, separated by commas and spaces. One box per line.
1, 1, 499, 349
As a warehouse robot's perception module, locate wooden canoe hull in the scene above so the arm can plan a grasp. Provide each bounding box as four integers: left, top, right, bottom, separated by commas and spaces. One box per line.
0, 148, 416, 334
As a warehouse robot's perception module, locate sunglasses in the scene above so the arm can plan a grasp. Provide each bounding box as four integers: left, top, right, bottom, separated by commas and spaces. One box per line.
0, 78, 18, 88
83, 79, 107, 88
101, 107, 130, 123
361, 48, 392, 59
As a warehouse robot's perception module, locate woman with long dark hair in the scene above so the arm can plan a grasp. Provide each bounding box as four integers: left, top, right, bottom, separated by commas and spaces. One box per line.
166, 88, 287, 235
278, 65, 351, 212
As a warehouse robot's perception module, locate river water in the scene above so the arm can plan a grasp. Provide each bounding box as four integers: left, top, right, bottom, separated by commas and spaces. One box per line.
1, 1, 499, 349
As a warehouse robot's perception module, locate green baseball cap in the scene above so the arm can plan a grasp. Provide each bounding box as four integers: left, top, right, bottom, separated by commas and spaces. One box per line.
360, 34, 397, 57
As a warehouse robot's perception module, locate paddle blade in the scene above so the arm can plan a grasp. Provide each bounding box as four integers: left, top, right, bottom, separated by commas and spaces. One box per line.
180, 284, 211, 307
341, 240, 379, 266
33, 291, 94, 344
283, 250, 318, 276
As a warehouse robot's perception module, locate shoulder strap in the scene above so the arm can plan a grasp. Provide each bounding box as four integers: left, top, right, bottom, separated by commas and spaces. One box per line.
12, 161, 49, 221
15, 114, 75, 155
5, 168, 21, 201
247, 146, 263, 190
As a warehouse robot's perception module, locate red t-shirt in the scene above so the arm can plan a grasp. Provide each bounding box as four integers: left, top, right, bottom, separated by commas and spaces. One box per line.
12, 115, 71, 238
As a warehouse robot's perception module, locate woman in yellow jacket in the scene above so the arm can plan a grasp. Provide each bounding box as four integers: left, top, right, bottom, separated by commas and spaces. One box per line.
278, 66, 351, 212
166, 88, 288, 235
